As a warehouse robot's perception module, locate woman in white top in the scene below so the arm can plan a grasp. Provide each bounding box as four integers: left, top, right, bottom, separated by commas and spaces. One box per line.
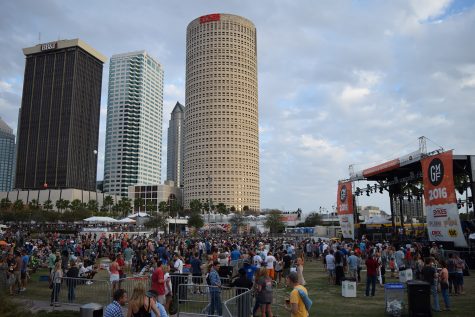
50, 261, 63, 306
265, 252, 276, 280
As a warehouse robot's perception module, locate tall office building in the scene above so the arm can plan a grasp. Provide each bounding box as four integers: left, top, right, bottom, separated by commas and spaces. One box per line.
167, 102, 185, 187
0, 118, 15, 191
103, 51, 164, 196
16, 39, 105, 191
184, 14, 260, 212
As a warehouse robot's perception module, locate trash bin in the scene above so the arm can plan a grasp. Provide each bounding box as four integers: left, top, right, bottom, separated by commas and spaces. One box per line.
80, 303, 103, 317
384, 283, 404, 317
341, 277, 357, 297
407, 280, 431, 317
171, 273, 190, 301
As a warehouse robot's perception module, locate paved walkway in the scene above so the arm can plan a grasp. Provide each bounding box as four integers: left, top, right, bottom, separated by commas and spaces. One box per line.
13, 298, 81, 313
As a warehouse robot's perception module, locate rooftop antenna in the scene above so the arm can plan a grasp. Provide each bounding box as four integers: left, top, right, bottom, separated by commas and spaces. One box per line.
38, 32, 41, 44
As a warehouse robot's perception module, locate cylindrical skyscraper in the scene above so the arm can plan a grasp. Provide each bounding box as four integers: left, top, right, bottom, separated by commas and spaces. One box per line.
184, 14, 260, 212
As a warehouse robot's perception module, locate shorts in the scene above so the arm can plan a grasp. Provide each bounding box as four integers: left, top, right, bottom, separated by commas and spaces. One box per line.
124, 260, 131, 266
110, 273, 120, 282
267, 268, 275, 279
328, 269, 335, 277
157, 295, 166, 305
21, 271, 27, 280
455, 273, 463, 286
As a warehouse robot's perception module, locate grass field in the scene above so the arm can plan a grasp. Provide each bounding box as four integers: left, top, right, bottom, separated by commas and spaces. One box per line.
12, 259, 475, 317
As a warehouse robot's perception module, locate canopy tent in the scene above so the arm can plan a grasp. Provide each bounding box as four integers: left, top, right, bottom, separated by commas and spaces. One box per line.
118, 218, 136, 223
257, 215, 267, 219
362, 216, 391, 225
128, 212, 150, 218
83, 216, 119, 223
469, 233, 475, 240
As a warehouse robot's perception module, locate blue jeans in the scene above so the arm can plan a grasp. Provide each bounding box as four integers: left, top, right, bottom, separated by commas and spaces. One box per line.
50, 283, 61, 303
68, 284, 76, 302
209, 291, 222, 316
365, 275, 376, 296
441, 287, 450, 310
431, 282, 440, 311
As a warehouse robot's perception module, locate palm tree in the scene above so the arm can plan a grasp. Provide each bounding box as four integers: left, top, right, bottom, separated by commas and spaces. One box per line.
118, 197, 132, 218
134, 197, 145, 213
56, 199, 65, 213
103, 195, 114, 214
190, 199, 203, 214
12, 199, 24, 212
29, 199, 41, 210
145, 200, 156, 214
158, 201, 168, 215
0, 198, 12, 211
43, 199, 53, 212
216, 203, 228, 215
87, 200, 99, 214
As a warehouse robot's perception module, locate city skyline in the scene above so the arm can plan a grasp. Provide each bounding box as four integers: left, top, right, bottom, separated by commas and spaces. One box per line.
0, 1, 474, 212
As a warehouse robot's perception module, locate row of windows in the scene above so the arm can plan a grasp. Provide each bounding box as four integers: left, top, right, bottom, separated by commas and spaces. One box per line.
186, 53, 256, 70
187, 65, 256, 83
189, 19, 255, 36
184, 169, 259, 178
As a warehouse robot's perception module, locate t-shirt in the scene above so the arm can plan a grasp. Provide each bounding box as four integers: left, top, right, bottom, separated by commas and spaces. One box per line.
245, 265, 258, 281
325, 254, 335, 270
290, 285, 309, 317
283, 255, 292, 269
190, 258, 202, 275
231, 250, 241, 261
174, 259, 183, 273
422, 266, 436, 284
265, 255, 276, 269
152, 267, 166, 295
365, 258, 379, 276
253, 255, 263, 268
123, 248, 134, 261
21, 255, 29, 272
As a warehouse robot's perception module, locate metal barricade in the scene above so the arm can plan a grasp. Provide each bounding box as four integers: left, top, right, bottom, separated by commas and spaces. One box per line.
223, 288, 252, 317
55, 277, 111, 306
117, 275, 151, 298
177, 284, 249, 317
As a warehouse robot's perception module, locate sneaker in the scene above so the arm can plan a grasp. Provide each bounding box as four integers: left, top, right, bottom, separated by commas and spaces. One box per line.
20, 288, 26, 292
86, 281, 93, 285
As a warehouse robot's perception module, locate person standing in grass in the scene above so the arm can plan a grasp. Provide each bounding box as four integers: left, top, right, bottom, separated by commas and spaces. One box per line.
421, 257, 440, 312
50, 261, 63, 306
365, 254, 379, 297
284, 272, 309, 317
439, 260, 451, 311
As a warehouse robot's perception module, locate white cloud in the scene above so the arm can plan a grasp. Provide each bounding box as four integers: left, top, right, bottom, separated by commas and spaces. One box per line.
0, 80, 13, 92
340, 86, 370, 103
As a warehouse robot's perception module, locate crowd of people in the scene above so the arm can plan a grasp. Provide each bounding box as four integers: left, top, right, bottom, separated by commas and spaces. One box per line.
0, 224, 472, 316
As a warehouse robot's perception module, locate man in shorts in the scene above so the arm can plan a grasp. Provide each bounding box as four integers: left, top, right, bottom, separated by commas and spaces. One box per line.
325, 249, 336, 284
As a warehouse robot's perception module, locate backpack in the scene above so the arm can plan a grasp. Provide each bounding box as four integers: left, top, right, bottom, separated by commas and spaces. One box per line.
297, 288, 312, 312
206, 273, 212, 285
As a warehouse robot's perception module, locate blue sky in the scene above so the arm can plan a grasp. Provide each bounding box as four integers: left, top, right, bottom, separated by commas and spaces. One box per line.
0, 0, 474, 214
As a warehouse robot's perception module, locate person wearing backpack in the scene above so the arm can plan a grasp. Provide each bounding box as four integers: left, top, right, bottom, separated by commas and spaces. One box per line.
285, 272, 310, 317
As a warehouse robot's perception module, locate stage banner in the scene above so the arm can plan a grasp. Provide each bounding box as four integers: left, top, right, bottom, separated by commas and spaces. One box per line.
422, 151, 467, 247
337, 181, 354, 240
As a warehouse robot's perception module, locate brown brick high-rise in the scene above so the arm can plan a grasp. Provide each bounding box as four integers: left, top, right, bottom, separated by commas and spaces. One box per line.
15, 39, 106, 191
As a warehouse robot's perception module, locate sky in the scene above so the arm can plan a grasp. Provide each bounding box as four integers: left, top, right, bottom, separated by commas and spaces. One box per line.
1, 0, 474, 214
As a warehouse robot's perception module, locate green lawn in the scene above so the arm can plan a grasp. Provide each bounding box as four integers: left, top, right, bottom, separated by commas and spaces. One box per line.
270, 259, 475, 317
13, 260, 475, 317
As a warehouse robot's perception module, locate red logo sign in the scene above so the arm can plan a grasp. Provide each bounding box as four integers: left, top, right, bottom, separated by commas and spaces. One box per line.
433, 208, 447, 218
200, 14, 220, 24
431, 230, 443, 237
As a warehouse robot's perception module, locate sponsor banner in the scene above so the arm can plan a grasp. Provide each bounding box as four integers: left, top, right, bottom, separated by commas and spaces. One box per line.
422, 151, 467, 247
200, 14, 220, 23
280, 214, 299, 222
338, 214, 354, 240
337, 181, 354, 239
